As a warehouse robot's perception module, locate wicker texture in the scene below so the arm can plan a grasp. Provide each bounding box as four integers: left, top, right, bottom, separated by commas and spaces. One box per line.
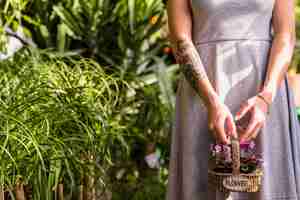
208, 138, 263, 193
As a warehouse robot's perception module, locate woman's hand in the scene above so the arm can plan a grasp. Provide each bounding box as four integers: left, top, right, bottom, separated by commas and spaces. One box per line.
207, 99, 238, 145
235, 94, 269, 142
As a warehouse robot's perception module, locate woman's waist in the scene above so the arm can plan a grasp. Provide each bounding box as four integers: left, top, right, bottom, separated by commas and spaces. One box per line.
192, 18, 274, 45
193, 37, 273, 46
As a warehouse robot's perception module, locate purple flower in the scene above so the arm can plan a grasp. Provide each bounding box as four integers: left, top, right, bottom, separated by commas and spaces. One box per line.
223, 145, 230, 152
215, 144, 222, 153
240, 142, 250, 150
256, 158, 264, 168
249, 141, 256, 149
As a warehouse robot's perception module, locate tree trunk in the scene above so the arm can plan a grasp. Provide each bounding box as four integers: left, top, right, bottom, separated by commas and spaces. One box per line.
0, 186, 4, 200
58, 184, 64, 200
24, 185, 32, 200
87, 153, 96, 200
15, 182, 26, 200
86, 168, 96, 200
80, 152, 96, 200
79, 184, 84, 200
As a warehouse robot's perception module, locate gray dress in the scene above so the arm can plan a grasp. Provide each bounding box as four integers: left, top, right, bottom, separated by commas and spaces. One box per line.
166, 0, 300, 199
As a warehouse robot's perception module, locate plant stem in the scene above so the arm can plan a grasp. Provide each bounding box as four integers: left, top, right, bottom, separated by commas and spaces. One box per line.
79, 185, 84, 200
16, 182, 26, 200
0, 186, 4, 200
86, 152, 96, 200
58, 184, 64, 200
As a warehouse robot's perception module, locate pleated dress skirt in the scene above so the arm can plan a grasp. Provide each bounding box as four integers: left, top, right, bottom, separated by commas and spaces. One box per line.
166, 38, 300, 199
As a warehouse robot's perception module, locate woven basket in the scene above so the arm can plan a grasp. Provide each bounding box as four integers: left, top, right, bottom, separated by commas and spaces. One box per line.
208, 138, 263, 193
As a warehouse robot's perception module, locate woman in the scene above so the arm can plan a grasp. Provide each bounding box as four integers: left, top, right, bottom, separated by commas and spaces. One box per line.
166, 0, 300, 199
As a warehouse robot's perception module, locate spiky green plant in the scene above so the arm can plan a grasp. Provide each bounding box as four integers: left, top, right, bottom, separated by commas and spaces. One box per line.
0, 48, 134, 199
0, 47, 176, 199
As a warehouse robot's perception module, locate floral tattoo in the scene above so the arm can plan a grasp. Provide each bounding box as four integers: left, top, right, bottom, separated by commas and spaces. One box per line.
173, 39, 209, 103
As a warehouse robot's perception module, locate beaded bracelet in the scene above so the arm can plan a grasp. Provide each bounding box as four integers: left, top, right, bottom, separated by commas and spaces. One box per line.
257, 93, 271, 115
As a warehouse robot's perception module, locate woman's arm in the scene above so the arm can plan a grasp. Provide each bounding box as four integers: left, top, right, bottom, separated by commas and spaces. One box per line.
167, 0, 237, 143
166, 0, 219, 108
235, 0, 296, 142
259, 0, 296, 103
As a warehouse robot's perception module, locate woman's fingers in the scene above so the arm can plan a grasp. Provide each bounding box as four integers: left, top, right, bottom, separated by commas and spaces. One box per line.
246, 123, 262, 141
235, 96, 268, 142
245, 112, 266, 141
207, 102, 238, 144
215, 115, 230, 144
240, 110, 265, 142
239, 112, 257, 142
208, 122, 214, 130
226, 115, 238, 138
208, 122, 217, 138
235, 101, 252, 121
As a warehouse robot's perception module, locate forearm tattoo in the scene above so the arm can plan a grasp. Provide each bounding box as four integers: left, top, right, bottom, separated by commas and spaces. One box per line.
172, 39, 210, 104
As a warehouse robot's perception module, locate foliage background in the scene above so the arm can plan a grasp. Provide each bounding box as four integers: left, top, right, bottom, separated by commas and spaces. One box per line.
0, 0, 300, 199
0, 0, 177, 199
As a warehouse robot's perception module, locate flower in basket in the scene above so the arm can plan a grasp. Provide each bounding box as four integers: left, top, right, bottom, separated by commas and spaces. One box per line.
209, 140, 263, 173
255, 155, 264, 168
209, 143, 233, 172
214, 144, 225, 163
240, 140, 256, 159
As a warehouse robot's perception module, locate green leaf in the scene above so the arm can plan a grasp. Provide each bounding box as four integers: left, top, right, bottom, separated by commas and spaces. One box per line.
128, 0, 135, 34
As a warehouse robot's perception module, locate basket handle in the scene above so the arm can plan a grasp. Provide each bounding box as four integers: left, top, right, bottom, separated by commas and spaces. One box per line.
231, 137, 240, 175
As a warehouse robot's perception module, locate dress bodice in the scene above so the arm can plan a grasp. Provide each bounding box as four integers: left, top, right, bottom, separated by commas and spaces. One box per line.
190, 0, 275, 44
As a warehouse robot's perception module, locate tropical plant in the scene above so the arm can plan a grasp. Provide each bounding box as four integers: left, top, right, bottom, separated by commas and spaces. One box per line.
48, 0, 169, 77
0, 1, 178, 199
0, 46, 176, 199
0, 48, 133, 199
0, 0, 176, 108
1, 0, 169, 70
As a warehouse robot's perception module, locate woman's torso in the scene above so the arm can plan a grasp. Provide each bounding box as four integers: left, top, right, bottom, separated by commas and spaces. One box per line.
189, 0, 275, 44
